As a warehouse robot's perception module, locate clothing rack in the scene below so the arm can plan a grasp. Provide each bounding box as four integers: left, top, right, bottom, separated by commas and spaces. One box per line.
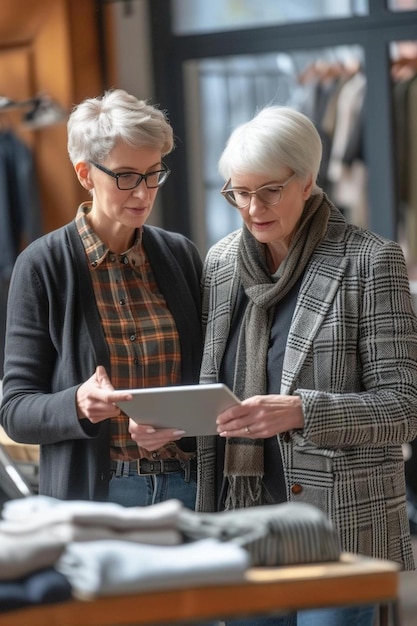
0, 93, 67, 129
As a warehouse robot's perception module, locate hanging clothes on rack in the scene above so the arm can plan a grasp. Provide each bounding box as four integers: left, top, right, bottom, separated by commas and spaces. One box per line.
326, 69, 367, 228
295, 55, 367, 226
392, 49, 417, 263
0, 128, 43, 378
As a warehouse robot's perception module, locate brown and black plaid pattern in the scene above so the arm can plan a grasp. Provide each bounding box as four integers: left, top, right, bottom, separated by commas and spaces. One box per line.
76, 204, 184, 462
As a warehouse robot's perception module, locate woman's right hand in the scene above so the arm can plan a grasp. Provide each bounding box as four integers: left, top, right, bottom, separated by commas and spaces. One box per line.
76, 365, 132, 424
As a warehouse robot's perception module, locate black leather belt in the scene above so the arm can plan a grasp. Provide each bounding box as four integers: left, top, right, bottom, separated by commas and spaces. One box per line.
110, 458, 197, 477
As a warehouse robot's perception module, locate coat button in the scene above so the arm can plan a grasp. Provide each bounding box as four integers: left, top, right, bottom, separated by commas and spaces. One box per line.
291, 484, 303, 495
282, 431, 291, 443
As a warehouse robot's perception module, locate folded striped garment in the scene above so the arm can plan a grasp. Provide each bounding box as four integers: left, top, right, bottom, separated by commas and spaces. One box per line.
178, 501, 341, 567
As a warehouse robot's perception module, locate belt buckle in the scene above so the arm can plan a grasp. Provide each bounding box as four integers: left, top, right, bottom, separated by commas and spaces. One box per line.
137, 459, 152, 475
138, 459, 164, 475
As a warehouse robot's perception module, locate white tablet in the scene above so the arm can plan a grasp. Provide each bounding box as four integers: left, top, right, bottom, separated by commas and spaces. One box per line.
116, 383, 240, 436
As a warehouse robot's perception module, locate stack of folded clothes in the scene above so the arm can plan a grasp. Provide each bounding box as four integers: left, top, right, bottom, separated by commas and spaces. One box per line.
0, 497, 341, 614
0, 497, 248, 610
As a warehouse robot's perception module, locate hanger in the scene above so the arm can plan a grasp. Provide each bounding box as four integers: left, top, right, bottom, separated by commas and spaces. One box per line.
0, 94, 67, 129
22, 94, 67, 130
391, 41, 417, 81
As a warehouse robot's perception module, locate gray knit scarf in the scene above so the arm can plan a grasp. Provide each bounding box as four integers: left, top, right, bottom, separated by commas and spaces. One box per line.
224, 191, 331, 510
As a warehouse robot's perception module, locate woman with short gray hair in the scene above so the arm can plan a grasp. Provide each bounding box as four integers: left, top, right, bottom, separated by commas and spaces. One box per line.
197, 105, 417, 625
1, 89, 202, 509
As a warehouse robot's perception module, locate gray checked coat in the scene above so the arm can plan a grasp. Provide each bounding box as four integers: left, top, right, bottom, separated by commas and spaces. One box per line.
196, 205, 417, 570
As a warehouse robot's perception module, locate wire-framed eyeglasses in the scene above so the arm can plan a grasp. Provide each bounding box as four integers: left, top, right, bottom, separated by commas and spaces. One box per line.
89, 161, 171, 190
221, 173, 296, 209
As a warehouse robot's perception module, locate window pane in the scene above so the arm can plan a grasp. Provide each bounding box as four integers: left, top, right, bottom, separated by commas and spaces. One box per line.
172, 0, 368, 35
184, 46, 367, 253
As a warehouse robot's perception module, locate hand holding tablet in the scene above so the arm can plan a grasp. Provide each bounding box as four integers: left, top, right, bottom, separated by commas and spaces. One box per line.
116, 383, 240, 436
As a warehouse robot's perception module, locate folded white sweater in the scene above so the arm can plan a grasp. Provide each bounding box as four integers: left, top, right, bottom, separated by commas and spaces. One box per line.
56, 538, 250, 599
0, 497, 183, 580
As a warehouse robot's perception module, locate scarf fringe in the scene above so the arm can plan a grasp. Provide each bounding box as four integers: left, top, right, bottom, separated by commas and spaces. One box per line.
224, 476, 263, 510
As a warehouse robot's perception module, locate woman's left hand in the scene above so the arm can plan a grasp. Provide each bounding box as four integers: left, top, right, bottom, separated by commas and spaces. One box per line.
128, 419, 186, 451
216, 394, 304, 438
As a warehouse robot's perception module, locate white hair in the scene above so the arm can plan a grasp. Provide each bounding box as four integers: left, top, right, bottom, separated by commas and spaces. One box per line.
67, 89, 174, 164
218, 106, 322, 192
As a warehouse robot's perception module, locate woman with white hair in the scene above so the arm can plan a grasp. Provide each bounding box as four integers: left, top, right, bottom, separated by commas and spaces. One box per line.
196, 106, 417, 625
0, 89, 202, 509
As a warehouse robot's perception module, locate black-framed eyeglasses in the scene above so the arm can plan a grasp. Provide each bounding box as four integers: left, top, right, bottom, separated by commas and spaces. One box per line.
89, 161, 171, 190
220, 173, 296, 209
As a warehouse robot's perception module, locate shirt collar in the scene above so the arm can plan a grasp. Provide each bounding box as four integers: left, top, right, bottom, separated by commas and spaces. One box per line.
75, 202, 144, 270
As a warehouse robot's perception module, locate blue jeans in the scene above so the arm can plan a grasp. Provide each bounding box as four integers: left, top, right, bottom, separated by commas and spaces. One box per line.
108, 469, 197, 509
225, 604, 376, 626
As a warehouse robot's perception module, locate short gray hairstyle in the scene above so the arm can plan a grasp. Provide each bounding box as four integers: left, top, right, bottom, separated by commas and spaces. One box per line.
67, 89, 174, 164
218, 106, 322, 192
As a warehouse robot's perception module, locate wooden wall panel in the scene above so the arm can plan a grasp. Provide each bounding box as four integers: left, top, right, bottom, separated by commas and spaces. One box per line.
31, 0, 83, 231
0, 0, 110, 234
0, 48, 34, 145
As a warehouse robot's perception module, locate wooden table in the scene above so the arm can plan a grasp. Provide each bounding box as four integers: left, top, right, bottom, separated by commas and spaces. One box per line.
0, 553, 400, 626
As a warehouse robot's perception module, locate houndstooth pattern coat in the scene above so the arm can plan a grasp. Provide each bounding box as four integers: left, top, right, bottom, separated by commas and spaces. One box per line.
196, 205, 417, 570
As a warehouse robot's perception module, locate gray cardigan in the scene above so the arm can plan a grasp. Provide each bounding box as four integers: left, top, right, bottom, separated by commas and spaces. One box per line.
0, 220, 203, 500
